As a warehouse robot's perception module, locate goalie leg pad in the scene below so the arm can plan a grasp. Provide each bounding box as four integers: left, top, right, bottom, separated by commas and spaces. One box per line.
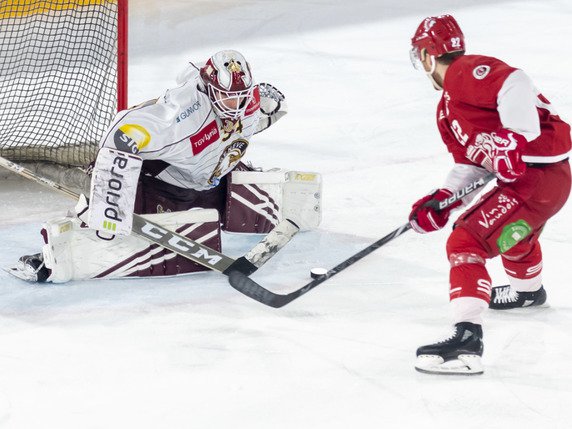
42, 209, 221, 282
283, 171, 322, 230
224, 169, 283, 233
223, 168, 322, 233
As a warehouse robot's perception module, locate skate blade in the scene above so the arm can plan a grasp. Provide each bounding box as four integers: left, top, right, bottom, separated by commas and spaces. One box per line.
489, 302, 549, 310
415, 354, 484, 375
4, 266, 38, 282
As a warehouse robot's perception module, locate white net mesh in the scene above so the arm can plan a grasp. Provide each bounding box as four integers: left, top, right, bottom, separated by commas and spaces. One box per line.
0, 0, 120, 167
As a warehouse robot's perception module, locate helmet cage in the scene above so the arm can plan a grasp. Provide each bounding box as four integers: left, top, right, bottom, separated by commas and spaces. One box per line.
207, 84, 254, 120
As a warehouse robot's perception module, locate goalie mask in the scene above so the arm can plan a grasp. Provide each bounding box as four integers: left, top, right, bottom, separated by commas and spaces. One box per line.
200, 50, 255, 120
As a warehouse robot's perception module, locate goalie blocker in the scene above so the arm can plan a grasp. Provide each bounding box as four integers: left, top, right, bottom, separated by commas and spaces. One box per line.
29, 166, 321, 282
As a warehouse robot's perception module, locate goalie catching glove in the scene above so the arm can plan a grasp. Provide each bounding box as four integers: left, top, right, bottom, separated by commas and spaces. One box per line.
409, 189, 462, 234
466, 128, 527, 183
255, 83, 288, 134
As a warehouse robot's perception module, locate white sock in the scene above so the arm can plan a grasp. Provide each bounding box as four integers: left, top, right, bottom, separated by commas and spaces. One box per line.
507, 273, 542, 292
450, 296, 488, 325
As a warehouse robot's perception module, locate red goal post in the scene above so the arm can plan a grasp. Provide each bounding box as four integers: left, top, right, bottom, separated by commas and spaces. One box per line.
0, 0, 128, 170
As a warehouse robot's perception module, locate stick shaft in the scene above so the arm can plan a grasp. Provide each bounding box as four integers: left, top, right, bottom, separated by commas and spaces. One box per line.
228, 174, 495, 307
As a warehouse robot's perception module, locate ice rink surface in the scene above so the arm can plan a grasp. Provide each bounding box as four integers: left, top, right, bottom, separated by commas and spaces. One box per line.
1, 0, 572, 427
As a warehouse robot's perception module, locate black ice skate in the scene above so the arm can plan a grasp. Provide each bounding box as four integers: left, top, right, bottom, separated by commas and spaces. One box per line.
489, 285, 547, 310
7, 253, 50, 283
415, 322, 484, 375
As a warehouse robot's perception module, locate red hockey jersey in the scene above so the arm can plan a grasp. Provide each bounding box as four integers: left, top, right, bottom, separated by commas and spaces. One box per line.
437, 55, 571, 165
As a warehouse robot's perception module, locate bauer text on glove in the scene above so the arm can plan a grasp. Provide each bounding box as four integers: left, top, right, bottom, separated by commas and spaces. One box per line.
409, 189, 462, 233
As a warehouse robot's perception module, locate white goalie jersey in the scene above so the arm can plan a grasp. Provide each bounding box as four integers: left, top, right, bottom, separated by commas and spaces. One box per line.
9, 52, 324, 284
99, 61, 262, 191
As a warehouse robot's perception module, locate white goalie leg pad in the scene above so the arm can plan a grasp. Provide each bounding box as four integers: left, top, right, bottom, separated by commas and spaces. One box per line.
224, 169, 284, 233
282, 171, 322, 230
88, 147, 142, 236
43, 209, 220, 282
224, 169, 322, 233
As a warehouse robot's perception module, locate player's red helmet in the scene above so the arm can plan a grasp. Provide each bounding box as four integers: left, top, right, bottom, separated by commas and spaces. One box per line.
410, 15, 465, 69
200, 50, 255, 120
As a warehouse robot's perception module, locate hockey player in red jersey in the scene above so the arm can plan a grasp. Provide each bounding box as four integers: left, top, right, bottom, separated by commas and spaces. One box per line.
408, 15, 571, 374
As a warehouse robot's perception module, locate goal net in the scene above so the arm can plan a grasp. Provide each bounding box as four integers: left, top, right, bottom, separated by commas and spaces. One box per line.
0, 0, 127, 168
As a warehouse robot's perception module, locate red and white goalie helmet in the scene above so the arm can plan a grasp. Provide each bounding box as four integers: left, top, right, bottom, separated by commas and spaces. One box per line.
410, 14, 465, 70
200, 50, 255, 120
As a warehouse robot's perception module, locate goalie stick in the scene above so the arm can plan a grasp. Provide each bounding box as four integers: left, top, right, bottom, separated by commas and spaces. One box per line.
228, 174, 495, 308
0, 156, 299, 277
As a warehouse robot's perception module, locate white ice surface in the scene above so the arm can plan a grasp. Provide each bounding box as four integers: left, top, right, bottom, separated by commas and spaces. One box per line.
1, 0, 572, 428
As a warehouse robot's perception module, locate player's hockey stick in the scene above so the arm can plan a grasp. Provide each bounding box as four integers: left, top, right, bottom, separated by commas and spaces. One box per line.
0, 156, 298, 276
228, 174, 495, 308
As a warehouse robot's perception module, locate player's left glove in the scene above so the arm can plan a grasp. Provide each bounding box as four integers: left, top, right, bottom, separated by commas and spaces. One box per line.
466, 128, 527, 183
409, 189, 462, 234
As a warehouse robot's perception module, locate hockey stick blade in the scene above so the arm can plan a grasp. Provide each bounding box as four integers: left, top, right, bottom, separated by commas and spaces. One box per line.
228, 174, 495, 308
228, 223, 413, 307
228, 269, 335, 308
228, 271, 294, 308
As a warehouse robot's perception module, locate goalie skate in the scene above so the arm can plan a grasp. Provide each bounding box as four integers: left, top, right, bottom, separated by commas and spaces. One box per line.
415, 322, 484, 375
6, 253, 50, 283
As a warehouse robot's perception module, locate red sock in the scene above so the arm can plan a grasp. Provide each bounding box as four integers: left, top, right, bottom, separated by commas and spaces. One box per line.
447, 227, 491, 303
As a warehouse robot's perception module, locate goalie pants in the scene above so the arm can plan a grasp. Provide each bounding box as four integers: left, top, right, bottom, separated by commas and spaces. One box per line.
134, 174, 227, 216
134, 160, 255, 221
446, 160, 570, 313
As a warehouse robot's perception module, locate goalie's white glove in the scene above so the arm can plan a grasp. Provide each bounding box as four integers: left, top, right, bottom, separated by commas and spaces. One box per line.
255, 83, 288, 134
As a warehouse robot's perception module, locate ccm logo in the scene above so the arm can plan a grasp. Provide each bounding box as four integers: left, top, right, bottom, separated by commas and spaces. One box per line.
140, 221, 223, 266
190, 120, 219, 155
